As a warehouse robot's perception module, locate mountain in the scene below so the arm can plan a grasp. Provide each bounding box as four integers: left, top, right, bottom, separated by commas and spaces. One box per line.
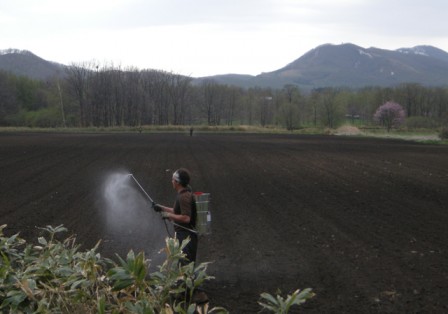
0, 49, 66, 80
2, 44, 448, 89
198, 43, 448, 89
266, 43, 448, 88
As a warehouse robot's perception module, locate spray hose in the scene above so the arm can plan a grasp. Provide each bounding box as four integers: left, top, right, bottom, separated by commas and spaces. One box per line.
163, 219, 173, 237
172, 222, 198, 234
162, 221, 198, 238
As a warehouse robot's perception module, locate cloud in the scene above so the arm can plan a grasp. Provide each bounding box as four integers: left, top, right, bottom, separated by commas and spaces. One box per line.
2, 0, 448, 76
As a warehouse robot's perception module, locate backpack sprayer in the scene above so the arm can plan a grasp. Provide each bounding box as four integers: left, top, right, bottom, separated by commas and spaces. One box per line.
127, 174, 211, 236
193, 192, 212, 235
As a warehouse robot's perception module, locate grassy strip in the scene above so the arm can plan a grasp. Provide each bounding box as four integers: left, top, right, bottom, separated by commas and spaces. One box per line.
0, 125, 325, 134
1, 125, 446, 144
334, 125, 447, 144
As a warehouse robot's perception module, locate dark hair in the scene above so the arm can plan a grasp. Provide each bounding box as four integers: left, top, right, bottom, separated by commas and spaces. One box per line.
173, 168, 190, 187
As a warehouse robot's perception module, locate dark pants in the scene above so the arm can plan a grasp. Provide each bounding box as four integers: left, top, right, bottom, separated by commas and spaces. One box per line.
176, 230, 198, 266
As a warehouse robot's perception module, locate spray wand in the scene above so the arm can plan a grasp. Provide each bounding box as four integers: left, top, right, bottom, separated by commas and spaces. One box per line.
128, 174, 197, 236
128, 174, 154, 203
127, 173, 172, 236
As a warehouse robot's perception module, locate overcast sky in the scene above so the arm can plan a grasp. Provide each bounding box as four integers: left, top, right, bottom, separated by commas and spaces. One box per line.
2, 0, 448, 77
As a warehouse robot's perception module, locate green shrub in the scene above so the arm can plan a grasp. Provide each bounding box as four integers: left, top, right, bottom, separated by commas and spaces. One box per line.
24, 107, 62, 127
0, 225, 313, 313
0, 225, 224, 313
259, 288, 315, 313
3, 110, 27, 126
440, 127, 448, 139
405, 116, 438, 129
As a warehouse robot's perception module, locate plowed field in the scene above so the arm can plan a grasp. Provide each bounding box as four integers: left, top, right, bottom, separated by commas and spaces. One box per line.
1, 132, 447, 313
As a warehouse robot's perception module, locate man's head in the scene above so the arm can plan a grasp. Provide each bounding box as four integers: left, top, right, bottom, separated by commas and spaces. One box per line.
172, 168, 190, 187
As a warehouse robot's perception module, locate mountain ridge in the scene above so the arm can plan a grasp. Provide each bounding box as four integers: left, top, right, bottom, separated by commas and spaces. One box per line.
1, 43, 448, 89
251, 43, 448, 88
0, 49, 66, 80
192, 43, 448, 89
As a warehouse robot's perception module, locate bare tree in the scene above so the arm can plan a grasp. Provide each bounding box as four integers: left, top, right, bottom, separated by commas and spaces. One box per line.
318, 88, 340, 128
65, 61, 96, 126
168, 74, 192, 125
0, 71, 18, 125
223, 86, 241, 126
242, 88, 257, 125
200, 79, 219, 125
258, 88, 274, 126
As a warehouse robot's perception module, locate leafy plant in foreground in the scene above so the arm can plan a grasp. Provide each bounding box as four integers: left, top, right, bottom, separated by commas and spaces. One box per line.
259, 288, 315, 313
0, 224, 226, 313
0, 225, 313, 313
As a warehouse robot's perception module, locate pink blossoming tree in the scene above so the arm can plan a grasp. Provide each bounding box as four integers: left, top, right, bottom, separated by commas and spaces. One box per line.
373, 101, 406, 132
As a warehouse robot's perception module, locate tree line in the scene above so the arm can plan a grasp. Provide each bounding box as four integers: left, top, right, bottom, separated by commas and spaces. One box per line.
1, 62, 448, 129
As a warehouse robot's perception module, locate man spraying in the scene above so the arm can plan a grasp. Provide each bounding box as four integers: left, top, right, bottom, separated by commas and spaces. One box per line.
153, 168, 198, 266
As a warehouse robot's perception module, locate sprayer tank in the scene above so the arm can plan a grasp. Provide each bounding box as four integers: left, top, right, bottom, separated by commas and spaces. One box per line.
194, 192, 211, 235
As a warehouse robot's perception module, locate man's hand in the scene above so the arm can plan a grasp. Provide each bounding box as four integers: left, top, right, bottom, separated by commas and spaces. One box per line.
161, 212, 170, 219
152, 202, 163, 212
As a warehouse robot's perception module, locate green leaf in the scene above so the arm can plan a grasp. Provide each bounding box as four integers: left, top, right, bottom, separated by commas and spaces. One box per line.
186, 303, 196, 314
97, 296, 106, 314
294, 288, 315, 304
70, 279, 87, 290
257, 301, 278, 312
38, 237, 47, 246
3, 290, 27, 307
207, 307, 229, 314
112, 279, 134, 291
259, 292, 279, 306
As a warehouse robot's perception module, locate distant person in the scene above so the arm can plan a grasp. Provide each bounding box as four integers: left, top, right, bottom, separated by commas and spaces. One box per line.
153, 168, 197, 265
190, 127, 194, 137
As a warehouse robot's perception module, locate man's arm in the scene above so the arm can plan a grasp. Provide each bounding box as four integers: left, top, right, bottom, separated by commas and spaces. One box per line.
157, 205, 191, 223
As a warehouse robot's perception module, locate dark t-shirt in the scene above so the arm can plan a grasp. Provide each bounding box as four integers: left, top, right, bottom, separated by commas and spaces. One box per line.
173, 189, 196, 232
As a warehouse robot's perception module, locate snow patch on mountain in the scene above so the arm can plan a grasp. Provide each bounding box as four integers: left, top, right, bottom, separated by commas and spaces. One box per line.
358, 49, 373, 58
397, 47, 429, 57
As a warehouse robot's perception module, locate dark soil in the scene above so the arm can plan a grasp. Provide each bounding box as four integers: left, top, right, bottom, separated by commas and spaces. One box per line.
1, 132, 447, 313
